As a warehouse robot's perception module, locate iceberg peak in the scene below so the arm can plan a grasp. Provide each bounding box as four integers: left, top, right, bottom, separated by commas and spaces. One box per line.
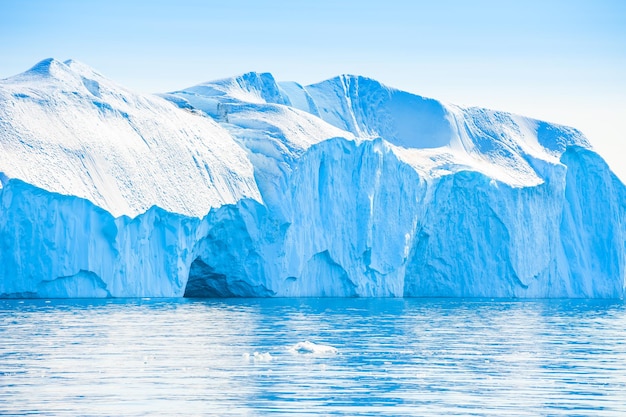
25, 57, 64, 75
19, 58, 77, 83
175, 70, 289, 106
10, 58, 112, 96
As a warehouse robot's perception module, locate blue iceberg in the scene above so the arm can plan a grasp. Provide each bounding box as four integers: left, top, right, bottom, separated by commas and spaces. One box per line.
0, 61, 624, 298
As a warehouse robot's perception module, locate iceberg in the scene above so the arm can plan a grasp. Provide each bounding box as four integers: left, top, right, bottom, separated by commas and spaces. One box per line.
0, 60, 624, 298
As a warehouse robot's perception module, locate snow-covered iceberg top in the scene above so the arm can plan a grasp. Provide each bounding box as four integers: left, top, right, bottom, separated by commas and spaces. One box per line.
0, 58, 260, 217
167, 71, 590, 189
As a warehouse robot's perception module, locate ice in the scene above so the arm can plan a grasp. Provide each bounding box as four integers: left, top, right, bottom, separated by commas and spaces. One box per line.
243, 352, 273, 362
0, 59, 624, 298
288, 341, 338, 355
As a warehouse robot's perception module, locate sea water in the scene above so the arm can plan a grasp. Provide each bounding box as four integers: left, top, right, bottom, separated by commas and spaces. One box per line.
1, 298, 625, 416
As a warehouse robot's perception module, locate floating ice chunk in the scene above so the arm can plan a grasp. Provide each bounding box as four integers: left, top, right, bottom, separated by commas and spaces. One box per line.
243, 352, 273, 362
288, 341, 338, 355
253, 352, 273, 362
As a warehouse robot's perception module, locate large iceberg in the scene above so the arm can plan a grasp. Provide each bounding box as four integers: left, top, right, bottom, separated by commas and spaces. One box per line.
0, 59, 624, 298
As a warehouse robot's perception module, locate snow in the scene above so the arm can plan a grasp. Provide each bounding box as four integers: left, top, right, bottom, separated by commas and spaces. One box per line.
0, 59, 624, 298
0, 58, 259, 218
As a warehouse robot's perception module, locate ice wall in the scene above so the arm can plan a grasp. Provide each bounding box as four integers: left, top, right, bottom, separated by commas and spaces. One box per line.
0, 180, 199, 297
2, 142, 622, 299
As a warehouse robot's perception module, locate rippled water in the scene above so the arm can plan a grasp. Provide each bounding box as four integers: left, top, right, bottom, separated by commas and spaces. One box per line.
1, 298, 625, 416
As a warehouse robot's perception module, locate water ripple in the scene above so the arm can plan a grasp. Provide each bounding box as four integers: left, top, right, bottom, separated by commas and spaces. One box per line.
1, 298, 625, 416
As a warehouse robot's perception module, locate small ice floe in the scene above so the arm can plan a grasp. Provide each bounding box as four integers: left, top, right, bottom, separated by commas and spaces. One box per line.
288, 341, 338, 355
242, 352, 273, 363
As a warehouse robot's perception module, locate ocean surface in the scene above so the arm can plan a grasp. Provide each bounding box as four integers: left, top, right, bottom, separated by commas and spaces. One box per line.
1, 298, 625, 416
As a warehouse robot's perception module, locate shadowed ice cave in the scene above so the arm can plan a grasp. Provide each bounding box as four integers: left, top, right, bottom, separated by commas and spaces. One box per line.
184, 258, 273, 298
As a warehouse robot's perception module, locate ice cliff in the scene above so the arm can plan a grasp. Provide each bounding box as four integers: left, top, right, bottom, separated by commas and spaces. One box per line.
1, 60, 624, 298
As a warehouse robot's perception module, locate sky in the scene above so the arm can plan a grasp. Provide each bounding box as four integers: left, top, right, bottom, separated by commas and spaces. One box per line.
1, 0, 625, 179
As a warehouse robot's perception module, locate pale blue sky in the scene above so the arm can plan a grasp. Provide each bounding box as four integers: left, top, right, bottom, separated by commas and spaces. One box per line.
1, 0, 625, 178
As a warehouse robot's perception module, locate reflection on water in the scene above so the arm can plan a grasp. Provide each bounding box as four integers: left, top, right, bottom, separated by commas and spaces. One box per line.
1, 298, 625, 416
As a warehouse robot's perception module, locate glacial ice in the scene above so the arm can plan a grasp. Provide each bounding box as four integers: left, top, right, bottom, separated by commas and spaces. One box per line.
0, 60, 624, 298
